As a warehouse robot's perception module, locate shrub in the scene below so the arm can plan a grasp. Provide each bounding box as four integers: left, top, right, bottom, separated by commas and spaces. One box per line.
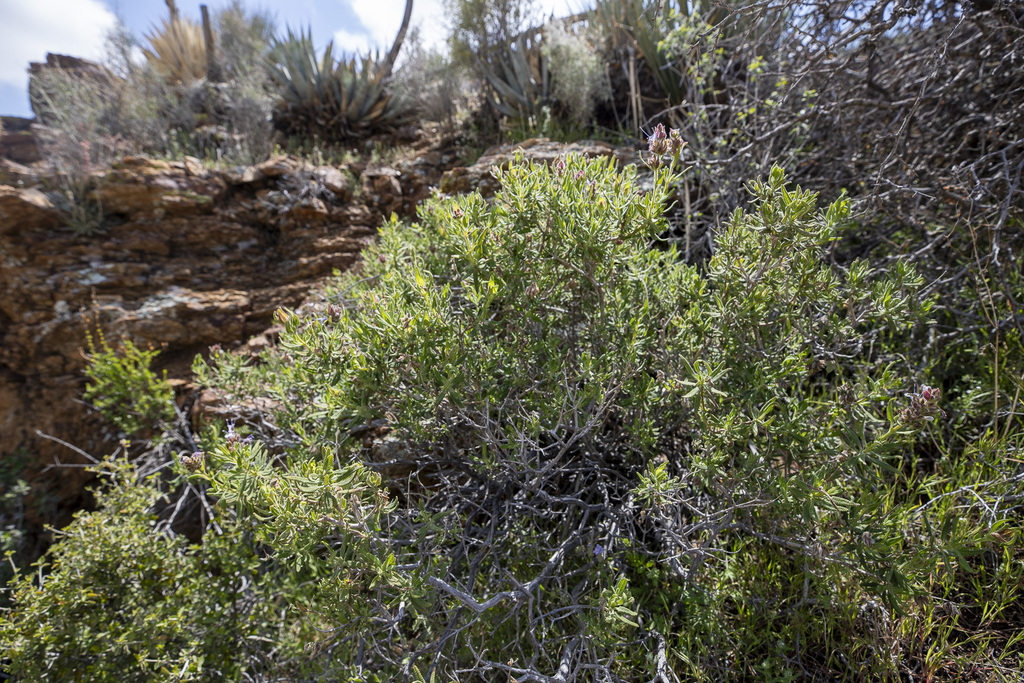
0, 460, 304, 682
542, 20, 610, 126
189, 151, 1013, 679
394, 29, 468, 130
0, 453, 30, 594
83, 332, 175, 436
30, 8, 279, 173
215, 0, 276, 83
29, 66, 128, 233
142, 17, 208, 85
445, 0, 536, 69
446, 0, 545, 127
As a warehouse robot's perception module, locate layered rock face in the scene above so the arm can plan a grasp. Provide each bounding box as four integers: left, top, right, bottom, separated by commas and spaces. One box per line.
0, 149, 447, 541
0, 117, 40, 164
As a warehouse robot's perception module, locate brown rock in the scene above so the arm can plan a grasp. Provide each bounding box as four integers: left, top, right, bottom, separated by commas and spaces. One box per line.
192, 386, 280, 432
256, 155, 297, 178
0, 116, 34, 134
0, 186, 65, 232
0, 158, 44, 186
362, 166, 405, 216
28, 54, 117, 88
440, 137, 639, 197
313, 166, 351, 199
96, 158, 227, 217
0, 132, 41, 164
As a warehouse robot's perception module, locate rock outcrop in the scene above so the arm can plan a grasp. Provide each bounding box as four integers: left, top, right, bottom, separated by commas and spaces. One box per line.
0, 116, 41, 165
0, 149, 446, 547
440, 137, 638, 197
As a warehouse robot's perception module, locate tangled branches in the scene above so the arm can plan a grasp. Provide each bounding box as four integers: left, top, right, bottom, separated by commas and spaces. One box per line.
649, 2, 1022, 266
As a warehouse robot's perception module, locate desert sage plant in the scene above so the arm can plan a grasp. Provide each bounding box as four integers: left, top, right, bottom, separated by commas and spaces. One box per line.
191, 152, 998, 680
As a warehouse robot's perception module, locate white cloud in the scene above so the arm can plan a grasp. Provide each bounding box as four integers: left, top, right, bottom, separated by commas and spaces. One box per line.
0, 0, 117, 91
333, 0, 583, 55
333, 0, 445, 54
332, 28, 374, 55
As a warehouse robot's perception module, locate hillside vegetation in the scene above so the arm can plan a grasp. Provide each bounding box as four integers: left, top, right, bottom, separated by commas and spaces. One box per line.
2, 0, 1022, 681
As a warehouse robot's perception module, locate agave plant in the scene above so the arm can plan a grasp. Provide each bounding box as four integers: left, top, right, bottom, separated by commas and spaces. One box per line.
267, 28, 412, 142
480, 33, 551, 120
143, 17, 208, 85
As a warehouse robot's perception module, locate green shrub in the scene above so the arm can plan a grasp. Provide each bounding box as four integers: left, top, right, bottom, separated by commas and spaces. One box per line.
395, 29, 468, 129
187, 151, 1017, 680
0, 460, 303, 682
30, 67, 125, 233
83, 332, 175, 436
0, 452, 31, 594
30, 7, 279, 176
445, 0, 536, 70
215, 0, 276, 84
543, 20, 610, 126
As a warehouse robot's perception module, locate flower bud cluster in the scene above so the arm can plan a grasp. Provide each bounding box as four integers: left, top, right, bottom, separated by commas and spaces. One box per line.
643, 124, 686, 169
182, 451, 205, 473
899, 385, 945, 426
224, 419, 253, 452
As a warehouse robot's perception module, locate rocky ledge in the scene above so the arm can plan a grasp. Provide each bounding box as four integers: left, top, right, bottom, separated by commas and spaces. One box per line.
0, 147, 449, 541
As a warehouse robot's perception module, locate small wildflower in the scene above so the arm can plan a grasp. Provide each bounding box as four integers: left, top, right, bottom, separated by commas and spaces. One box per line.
225, 419, 240, 444
668, 128, 687, 158
643, 125, 686, 169
647, 123, 669, 156
553, 157, 566, 175
899, 385, 945, 426
594, 544, 606, 556
182, 451, 205, 473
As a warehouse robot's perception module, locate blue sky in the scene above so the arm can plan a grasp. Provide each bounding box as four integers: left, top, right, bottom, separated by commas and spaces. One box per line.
0, 0, 580, 117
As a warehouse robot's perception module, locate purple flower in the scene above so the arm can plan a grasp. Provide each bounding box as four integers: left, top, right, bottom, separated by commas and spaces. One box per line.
899, 385, 944, 425
225, 419, 239, 444
594, 544, 606, 556
182, 451, 205, 473
648, 124, 668, 155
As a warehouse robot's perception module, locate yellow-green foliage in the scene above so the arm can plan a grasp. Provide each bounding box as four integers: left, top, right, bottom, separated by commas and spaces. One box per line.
5, 150, 1021, 682
143, 17, 208, 85
0, 462, 296, 682
83, 332, 174, 435
185, 155, 1022, 680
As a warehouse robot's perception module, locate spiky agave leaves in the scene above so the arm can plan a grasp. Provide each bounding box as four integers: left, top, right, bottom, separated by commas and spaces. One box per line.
143, 17, 208, 85
267, 28, 411, 143
481, 33, 551, 120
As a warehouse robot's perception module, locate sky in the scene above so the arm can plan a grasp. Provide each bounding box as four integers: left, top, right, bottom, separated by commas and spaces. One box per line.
0, 0, 581, 117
